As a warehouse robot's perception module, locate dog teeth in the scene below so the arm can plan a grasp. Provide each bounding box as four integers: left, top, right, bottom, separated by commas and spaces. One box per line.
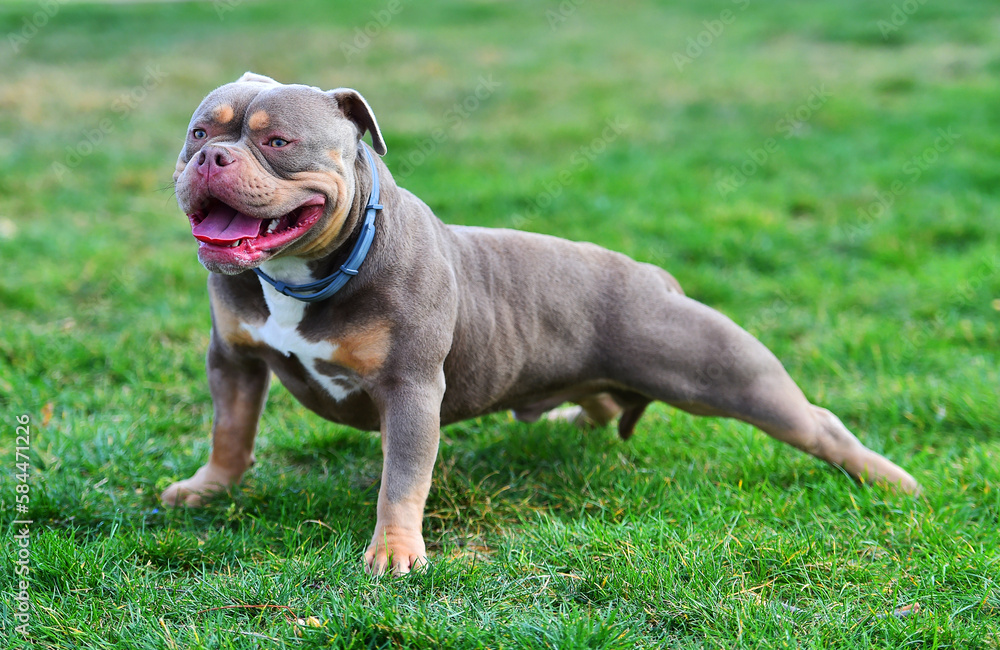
228, 240, 241, 247
267, 220, 278, 234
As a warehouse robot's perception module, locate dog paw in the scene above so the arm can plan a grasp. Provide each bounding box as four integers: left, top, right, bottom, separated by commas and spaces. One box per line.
364, 526, 427, 577
160, 463, 236, 507
878, 470, 922, 496
849, 449, 922, 496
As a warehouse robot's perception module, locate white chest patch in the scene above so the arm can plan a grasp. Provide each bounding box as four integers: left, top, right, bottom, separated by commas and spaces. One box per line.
242, 259, 361, 402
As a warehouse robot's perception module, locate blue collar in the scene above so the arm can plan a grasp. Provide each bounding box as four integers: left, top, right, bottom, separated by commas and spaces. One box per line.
253, 144, 383, 303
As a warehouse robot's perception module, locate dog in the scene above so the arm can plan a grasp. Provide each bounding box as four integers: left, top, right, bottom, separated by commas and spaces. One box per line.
163, 72, 919, 575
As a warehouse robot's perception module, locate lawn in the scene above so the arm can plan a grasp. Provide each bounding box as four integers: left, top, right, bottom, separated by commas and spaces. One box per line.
1, 0, 998, 647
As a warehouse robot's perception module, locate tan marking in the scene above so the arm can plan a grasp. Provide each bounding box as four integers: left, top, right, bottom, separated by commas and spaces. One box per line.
330, 321, 391, 375
173, 155, 188, 182
248, 109, 270, 131
327, 149, 343, 167
209, 283, 261, 349
288, 170, 352, 257
212, 103, 234, 124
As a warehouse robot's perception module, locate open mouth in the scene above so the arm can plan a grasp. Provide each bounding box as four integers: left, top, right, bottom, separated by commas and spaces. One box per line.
188, 195, 325, 265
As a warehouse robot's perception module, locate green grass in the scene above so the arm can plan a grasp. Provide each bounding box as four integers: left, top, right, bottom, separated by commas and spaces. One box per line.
1, 0, 999, 647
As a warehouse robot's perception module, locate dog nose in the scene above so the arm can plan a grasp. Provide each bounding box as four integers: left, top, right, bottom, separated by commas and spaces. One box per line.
196, 146, 236, 175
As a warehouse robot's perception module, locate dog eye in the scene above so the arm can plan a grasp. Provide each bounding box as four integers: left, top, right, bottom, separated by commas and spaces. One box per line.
268, 137, 289, 148
192, 128, 207, 139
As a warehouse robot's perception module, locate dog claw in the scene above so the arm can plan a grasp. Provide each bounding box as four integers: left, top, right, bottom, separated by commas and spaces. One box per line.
363, 528, 428, 577
364, 550, 427, 577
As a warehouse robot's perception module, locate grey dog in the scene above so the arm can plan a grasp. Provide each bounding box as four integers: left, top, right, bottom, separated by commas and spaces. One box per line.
163, 72, 918, 575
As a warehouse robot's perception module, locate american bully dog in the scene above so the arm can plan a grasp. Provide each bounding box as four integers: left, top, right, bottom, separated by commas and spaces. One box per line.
163, 72, 919, 575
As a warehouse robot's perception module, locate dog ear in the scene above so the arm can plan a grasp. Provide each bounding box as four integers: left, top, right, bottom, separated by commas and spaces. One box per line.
236, 71, 280, 85
327, 88, 387, 156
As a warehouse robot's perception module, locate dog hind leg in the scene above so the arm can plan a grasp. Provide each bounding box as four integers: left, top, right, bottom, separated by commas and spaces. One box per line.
617, 293, 919, 493
536, 392, 624, 429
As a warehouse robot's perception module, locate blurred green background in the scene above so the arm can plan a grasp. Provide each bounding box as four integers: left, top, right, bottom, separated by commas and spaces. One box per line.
0, 0, 998, 647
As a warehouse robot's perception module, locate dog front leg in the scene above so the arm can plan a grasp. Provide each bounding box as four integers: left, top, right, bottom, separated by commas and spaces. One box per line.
364, 376, 444, 576
161, 331, 269, 507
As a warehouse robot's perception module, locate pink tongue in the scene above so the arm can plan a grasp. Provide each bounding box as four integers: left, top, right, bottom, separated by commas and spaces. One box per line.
192, 204, 263, 244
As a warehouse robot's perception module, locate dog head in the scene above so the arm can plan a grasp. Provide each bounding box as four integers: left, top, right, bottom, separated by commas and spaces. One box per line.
174, 72, 386, 274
